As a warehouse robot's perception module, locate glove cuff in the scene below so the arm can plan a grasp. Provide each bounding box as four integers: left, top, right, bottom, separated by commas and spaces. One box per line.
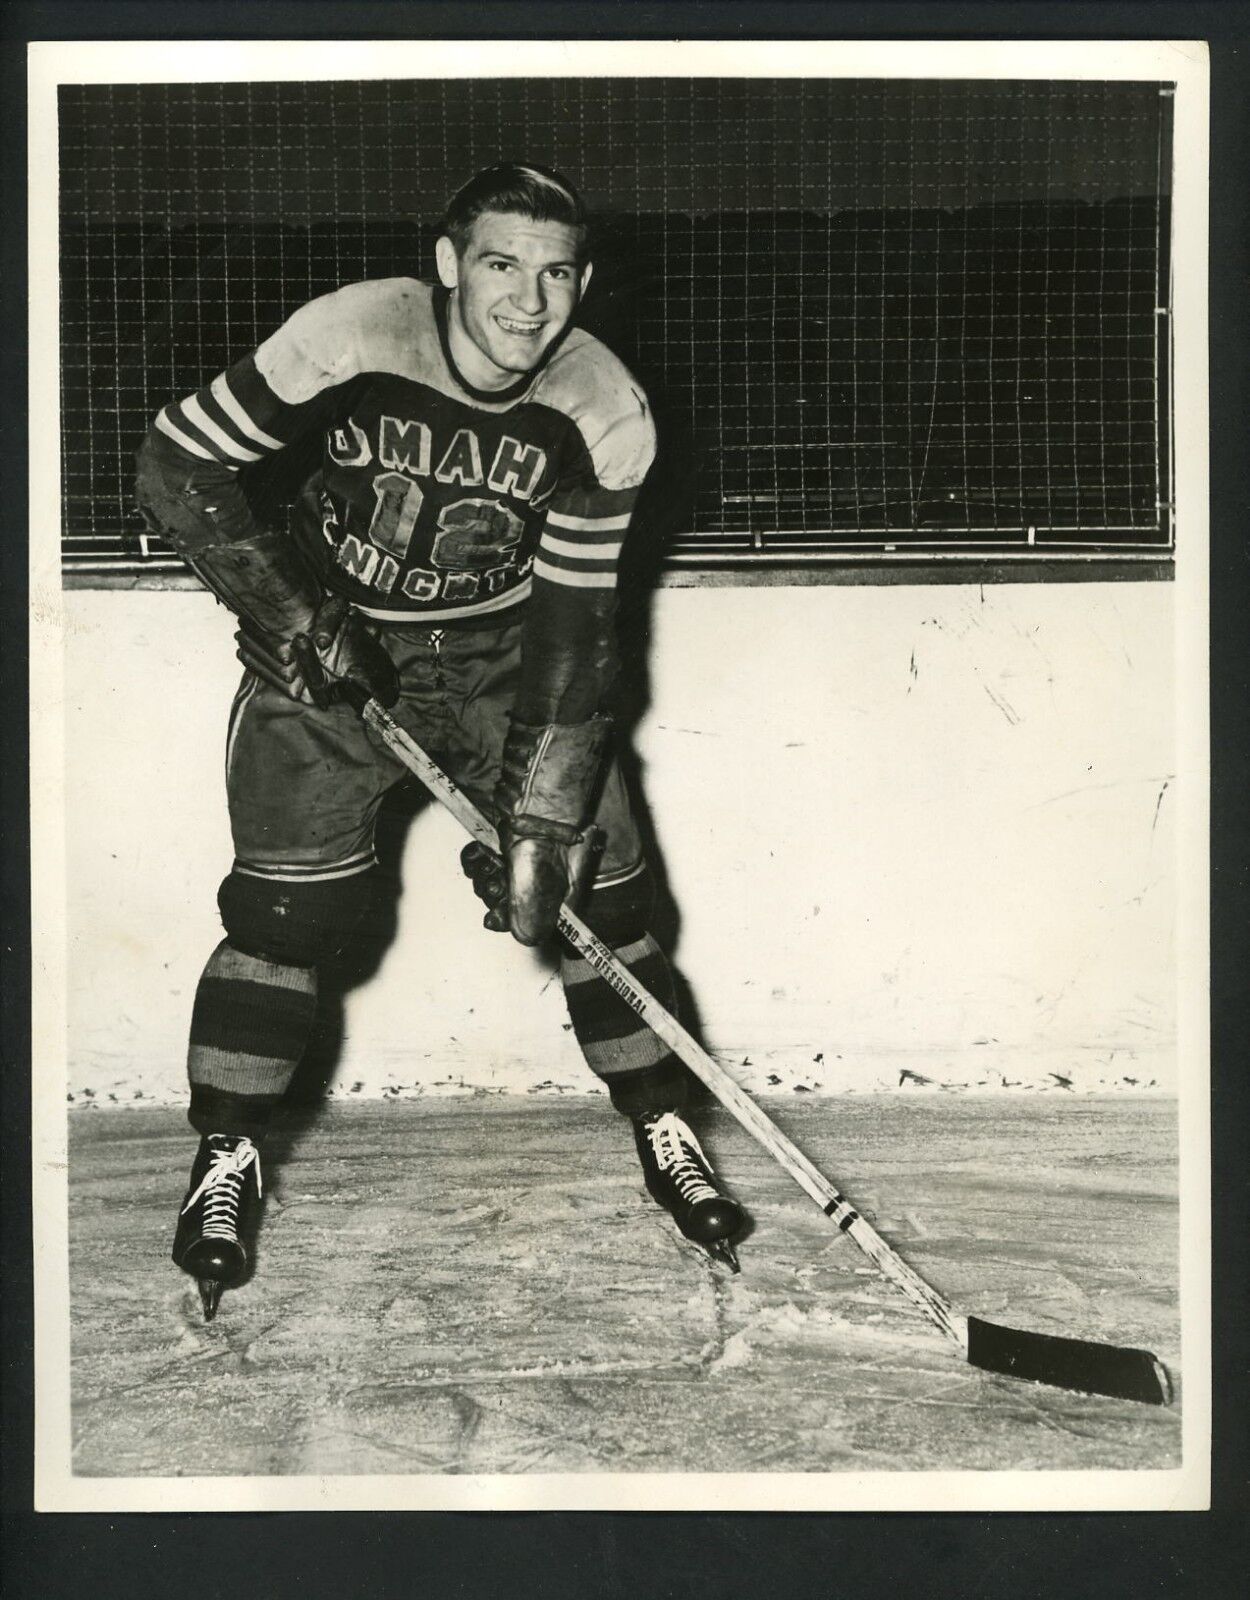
497, 716, 612, 833
193, 531, 322, 641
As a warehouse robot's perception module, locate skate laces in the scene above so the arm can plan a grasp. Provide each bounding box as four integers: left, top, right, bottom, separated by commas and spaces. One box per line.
645, 1113, 719, 1206
181, 1138, 262, 1239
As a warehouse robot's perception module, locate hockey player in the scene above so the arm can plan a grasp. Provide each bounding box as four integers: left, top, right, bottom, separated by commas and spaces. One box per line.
135, 162, 745, 1318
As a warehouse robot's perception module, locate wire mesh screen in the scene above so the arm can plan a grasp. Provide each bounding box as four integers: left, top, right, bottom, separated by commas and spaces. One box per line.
59, 78, 1173, 574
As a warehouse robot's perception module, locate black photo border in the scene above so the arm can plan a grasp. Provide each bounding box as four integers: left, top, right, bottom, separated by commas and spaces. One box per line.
3, 2, 1246, 1595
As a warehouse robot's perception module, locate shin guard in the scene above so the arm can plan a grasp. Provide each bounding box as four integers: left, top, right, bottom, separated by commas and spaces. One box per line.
186, 941, 317, 1136
560, 931, 689, 1116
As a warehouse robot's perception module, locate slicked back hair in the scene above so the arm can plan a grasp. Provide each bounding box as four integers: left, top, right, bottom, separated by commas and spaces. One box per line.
442, 161, 590, 259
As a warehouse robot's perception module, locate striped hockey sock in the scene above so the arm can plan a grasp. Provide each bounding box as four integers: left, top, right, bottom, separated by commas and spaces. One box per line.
560, 933, 689, 1117
186, 941, 318, 1139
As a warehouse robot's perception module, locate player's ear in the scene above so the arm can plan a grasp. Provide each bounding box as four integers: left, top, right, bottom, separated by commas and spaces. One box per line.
578, 259, 593, 298
435, 235, 459, 290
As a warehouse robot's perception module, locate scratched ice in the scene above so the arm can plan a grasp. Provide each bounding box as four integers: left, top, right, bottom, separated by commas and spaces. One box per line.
67, 1096, 1180, 1477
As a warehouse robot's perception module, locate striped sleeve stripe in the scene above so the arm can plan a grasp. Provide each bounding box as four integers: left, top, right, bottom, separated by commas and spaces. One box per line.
532, 558, 616, 589
535, 545, 619, 575
545, 510, 632, 534
539, 533, 625, 562
196, 383, 279, 460
227, 355, 297, 433
155, 408, 219, 462
210, 372, 285, 450
181, 395, 266, 464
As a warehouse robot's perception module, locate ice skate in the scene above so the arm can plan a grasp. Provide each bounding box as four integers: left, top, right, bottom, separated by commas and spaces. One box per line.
172, 1134, 263, 1320
634, 1110, 744, 1271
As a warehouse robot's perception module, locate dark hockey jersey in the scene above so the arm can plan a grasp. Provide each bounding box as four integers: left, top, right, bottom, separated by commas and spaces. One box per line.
149, 278, 656, 625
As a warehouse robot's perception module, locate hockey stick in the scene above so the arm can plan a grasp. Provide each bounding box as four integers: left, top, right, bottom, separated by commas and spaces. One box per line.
362, 699, 1173, 1407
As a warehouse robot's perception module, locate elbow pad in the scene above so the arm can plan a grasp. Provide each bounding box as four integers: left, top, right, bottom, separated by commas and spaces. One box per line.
135, 431, 321, 650
134, 433, 258, 555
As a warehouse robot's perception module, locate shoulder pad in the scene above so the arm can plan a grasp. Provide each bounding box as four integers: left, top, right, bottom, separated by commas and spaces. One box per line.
534, 331, 657, 491
255, 279, 437, 404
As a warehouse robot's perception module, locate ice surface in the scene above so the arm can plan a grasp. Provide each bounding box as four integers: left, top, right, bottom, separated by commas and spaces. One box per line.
67, 1096, 1181, 1477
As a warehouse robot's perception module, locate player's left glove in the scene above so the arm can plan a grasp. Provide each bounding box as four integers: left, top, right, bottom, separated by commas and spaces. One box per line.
465, 717, 610, 946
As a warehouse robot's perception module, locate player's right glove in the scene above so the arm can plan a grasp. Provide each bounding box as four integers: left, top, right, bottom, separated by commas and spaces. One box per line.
156, 526, 395, 711
243, 593, 399, 711
135, 442, 397, 710
460, 841, 512, 934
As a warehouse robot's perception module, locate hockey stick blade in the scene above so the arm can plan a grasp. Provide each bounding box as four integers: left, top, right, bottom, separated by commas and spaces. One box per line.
965, 1316, 1173, 1406
361, 701, 1175, 1409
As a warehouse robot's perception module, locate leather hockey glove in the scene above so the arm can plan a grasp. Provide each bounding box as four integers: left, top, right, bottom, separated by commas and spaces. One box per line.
135, 445, 396, 710
473, 716, 611, 945
174, 529, 396, 710
243, 593, 399, 712
460, 841, 512, 934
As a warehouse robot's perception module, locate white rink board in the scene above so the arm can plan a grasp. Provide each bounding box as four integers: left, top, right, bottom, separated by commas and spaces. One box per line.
62, 580, 1175, 1104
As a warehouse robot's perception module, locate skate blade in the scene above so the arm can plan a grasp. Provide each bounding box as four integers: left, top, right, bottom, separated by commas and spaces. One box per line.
701, 1239, 741, 1273
197, 1278, 224, 1321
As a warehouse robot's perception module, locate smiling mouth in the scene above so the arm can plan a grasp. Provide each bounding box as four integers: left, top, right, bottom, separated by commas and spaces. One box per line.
494, 314, 546, 337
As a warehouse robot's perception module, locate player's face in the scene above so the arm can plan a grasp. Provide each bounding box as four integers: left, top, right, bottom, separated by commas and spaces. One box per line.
436, 213, 591, 389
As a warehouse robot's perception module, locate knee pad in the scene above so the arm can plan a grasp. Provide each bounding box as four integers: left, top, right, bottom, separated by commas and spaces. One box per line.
218, 866, 381, 967
579, 862, 655, 947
